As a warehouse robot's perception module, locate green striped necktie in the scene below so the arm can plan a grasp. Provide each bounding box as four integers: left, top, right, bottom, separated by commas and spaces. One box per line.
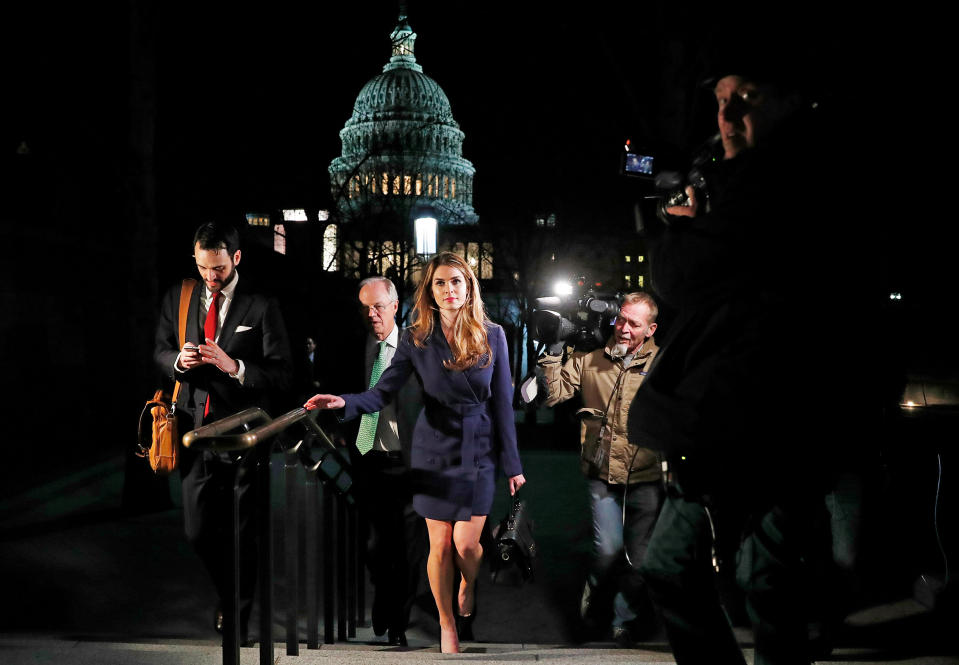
356, 340, 387, 455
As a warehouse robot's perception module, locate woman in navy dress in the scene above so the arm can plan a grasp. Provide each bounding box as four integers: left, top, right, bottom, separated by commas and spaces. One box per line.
305, 252, 526, 653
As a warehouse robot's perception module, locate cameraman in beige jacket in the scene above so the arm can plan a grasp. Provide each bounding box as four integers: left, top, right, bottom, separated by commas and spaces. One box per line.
537, 291, 662, 644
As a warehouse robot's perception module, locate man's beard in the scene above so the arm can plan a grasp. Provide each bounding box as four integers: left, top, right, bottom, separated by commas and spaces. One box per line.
610, 342, 629, 359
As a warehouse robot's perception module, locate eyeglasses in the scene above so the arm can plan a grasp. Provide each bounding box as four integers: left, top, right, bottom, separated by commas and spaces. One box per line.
359, 302, 395, 314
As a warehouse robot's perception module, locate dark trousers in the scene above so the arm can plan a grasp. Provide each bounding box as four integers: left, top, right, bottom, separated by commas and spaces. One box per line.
352, 449, 427, 633
180, 447, 259, 636
640, 487, 815, 665
585, 478, 664, 629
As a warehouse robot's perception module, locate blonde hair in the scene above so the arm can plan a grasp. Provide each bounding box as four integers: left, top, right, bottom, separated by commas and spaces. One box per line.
621, 291, 658, 323
410, 252, 491, 371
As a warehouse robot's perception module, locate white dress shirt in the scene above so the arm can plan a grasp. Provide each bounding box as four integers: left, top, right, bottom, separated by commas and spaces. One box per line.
174, 271, 246, 384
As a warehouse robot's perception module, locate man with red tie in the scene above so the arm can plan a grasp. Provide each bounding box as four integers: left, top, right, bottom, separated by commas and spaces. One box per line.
154, 221, 292, 644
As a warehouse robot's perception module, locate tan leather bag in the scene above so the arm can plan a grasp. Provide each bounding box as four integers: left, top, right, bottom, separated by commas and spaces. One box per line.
136, 279, 196, 474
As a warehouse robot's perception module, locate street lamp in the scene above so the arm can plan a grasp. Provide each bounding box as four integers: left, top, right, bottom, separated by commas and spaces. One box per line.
413, 204, 438, 257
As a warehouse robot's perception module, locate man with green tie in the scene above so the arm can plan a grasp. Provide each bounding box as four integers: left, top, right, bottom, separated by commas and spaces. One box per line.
351, 276, 426, 646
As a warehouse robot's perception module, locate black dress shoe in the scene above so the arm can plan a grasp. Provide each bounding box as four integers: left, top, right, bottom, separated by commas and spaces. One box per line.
371, 596, 388, 636
387, 629, 408, 647
214, 607, 224, 634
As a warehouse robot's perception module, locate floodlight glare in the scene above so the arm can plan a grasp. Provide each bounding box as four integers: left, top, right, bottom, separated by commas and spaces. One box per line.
553, 281, 574, 297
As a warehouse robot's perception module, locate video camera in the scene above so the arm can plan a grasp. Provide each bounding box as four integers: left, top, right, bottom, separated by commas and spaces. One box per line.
530, 279, 621, 354
621, 134, 723, 218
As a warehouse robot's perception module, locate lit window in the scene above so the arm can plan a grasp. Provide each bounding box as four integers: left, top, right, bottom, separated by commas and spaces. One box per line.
377, 241, 399, 274
392, 175, 401, 195
481, 243, 494, 279
625, 255, 631, 263
274, 223, 286, 255
323, 224, 338, 271
245, 213, 270, 227
637, 275, 644, 287
443, 176, 450, 199
404, 175, 412, 195
637, 255, 645, 263
381, 172, 389, 195
625, 275, 631, 286
415, 175, 423, 195
282, 209, 307, 222
451, 178, 456, 198
467, 242, 479, 269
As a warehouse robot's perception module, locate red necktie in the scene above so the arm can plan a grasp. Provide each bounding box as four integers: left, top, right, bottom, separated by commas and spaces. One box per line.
203, 292, 221, 418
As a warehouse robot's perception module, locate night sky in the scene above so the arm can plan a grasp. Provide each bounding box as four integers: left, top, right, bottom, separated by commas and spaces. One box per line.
2, 3, 946, 379
7, 2, 878, 230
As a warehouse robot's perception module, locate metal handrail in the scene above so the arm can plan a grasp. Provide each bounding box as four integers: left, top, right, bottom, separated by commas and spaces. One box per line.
183, 406, 336, 452
181, 406, 359, 664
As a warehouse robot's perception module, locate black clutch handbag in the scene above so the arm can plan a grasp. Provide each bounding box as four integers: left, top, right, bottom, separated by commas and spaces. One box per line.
490, 495, 536, 583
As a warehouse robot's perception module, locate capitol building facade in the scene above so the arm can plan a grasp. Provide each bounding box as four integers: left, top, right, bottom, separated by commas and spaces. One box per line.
326, 13, 492, 284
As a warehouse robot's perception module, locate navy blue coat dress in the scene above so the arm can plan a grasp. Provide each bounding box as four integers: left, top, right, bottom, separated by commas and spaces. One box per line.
340, 322, 523, 522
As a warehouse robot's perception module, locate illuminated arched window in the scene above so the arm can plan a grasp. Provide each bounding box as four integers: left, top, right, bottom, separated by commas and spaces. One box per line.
381, 172, 389, 195
323, 224, 338, 271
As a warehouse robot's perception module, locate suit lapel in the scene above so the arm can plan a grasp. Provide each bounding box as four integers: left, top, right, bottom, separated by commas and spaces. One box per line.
429, 329, 480, 404
218, 289, 252, 351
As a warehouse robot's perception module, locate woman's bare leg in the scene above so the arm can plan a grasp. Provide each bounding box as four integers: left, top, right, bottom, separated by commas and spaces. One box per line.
425, 518, 459, 653
453, 515, 487, 616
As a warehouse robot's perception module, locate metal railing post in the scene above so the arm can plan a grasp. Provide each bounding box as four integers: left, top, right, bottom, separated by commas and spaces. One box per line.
183, 407, 354, 661
347, 502, 357, 638
284, 444, 300, 656
323, 482, 335, 644
257, 445, 274, 665
305, 469, 319, 649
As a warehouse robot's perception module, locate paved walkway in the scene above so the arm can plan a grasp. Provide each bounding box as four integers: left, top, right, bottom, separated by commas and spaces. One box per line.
1, 450, 956, 664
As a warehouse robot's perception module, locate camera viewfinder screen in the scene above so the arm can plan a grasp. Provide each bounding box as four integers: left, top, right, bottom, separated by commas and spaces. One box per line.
625, 153, 654, 176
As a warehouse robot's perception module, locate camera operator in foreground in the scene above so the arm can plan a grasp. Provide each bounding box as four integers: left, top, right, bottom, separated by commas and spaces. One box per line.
537, 292, 662, 645
627, 41, 872, 665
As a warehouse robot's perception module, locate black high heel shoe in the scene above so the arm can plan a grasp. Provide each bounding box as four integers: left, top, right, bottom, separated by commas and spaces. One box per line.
456, 583, 478, 641
455, 612, 475, 642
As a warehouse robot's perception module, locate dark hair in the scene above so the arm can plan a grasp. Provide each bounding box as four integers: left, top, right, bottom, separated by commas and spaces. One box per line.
193, 222, 240, 255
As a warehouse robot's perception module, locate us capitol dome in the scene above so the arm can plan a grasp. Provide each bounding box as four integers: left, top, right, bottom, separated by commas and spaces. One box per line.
328, 13, 479, 228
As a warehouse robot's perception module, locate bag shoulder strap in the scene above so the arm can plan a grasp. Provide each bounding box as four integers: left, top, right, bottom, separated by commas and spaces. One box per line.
172, 279, 198, 404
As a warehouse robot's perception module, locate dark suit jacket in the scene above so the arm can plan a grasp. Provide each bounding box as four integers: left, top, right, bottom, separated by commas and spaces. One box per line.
363, 330, 424, 468
154, 277, 292, 430
328, 328, 423, 468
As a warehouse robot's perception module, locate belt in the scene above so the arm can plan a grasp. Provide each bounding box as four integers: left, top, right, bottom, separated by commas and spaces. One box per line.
423, 397, 489, 470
